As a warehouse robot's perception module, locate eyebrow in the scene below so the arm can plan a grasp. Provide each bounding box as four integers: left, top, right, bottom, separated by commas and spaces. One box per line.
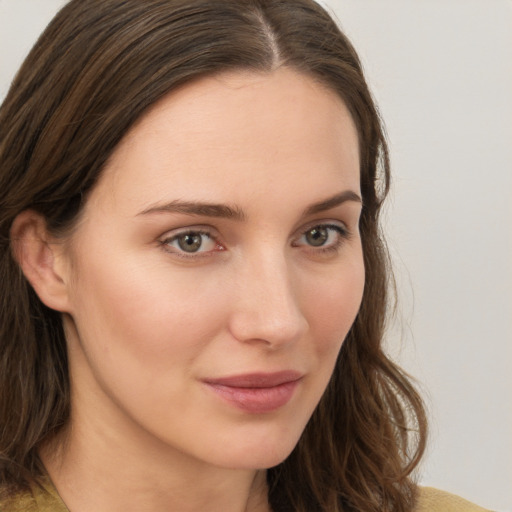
304, 190, 362, 215
138, 200, 246, 221
137, 190, 362, 220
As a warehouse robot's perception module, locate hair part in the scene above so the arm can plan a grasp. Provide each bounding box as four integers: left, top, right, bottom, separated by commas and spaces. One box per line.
0, 1, 427, 510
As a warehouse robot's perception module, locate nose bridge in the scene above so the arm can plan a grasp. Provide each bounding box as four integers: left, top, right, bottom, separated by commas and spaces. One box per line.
229, 248, 307, 347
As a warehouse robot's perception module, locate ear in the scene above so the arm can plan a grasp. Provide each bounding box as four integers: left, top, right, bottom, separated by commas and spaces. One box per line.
10, 210, 72, 313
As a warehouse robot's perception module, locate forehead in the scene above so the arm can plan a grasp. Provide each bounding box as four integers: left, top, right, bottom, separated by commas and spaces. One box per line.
89, 67, 360, 215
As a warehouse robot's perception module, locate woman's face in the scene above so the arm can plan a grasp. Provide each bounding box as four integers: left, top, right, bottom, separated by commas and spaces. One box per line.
59, 68, 364, 470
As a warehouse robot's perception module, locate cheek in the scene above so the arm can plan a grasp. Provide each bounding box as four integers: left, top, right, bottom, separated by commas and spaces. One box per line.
69, 256, 229, 365
299, 256, 365, 384
64, 255, 233, 428
306, 257, 365, 337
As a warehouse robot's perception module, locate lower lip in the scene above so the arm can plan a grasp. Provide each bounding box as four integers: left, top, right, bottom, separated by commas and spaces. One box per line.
204, 380, 300, 414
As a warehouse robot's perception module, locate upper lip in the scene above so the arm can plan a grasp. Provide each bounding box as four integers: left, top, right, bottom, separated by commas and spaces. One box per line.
203, 370, 303, 388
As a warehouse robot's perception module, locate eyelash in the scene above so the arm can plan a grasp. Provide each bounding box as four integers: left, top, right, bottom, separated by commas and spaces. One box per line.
160, 223, 350, 259
292, 223, 349, 254
160, 229, 222, 259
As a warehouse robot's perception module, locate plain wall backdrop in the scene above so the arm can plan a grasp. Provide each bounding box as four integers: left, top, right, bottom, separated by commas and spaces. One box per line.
1, 1, 511, 511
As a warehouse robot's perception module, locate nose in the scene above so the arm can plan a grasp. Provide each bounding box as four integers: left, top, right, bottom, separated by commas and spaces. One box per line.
227, 252, 308, 349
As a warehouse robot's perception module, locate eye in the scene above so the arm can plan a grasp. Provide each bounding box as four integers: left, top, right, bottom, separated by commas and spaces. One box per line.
161, 230, 221, 255
294, 224, 348, 251
304, 226, 330, 247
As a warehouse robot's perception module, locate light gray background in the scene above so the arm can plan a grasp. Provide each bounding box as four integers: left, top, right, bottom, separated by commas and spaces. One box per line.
1, 1, 511, 511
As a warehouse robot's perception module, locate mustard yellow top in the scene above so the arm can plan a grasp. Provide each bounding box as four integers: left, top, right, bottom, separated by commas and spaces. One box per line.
415, 487, 494, 512
0, 479, 494, 511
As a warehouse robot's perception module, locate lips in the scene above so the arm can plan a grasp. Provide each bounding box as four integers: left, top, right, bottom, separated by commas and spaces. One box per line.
203, 371, 303, 413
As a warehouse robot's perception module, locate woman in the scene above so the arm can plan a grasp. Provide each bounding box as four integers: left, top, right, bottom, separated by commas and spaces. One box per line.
0, 0, 491, 511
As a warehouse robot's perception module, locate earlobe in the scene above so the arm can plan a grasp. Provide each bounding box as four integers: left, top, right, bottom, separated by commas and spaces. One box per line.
10, 210, 72, 313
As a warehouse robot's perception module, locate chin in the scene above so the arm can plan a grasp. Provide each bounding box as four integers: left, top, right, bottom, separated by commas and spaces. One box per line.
202, 423, 305, 471
217, 447, 296, 471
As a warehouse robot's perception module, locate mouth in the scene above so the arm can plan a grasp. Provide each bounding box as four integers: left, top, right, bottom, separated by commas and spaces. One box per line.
202, 371, 303, 414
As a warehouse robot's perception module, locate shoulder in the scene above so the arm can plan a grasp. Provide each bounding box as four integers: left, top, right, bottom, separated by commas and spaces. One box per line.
0, 478, 67, 512
415, 487, 494, 512
0, 485, 38, 512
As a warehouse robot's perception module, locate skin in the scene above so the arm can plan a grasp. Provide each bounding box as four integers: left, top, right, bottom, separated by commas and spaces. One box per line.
28, 68, 364, 511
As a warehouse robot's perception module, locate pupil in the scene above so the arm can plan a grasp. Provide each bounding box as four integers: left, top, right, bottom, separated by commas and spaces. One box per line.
178, 234, 202, 252
306, 227, 328, 246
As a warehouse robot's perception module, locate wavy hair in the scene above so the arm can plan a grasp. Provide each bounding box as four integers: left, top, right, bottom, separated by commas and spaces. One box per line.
0, 1, 427, 510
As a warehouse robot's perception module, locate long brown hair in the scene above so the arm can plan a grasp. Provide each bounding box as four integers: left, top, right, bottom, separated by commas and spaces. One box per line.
0, 1, 427, 510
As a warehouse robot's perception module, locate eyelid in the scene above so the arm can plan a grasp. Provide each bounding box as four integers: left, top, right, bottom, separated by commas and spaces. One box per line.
294, 219, 349, 238
292, 221, 351, 251
159, 226, 224, 258
157, 219, 352, 259
159, 223, 219, 241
